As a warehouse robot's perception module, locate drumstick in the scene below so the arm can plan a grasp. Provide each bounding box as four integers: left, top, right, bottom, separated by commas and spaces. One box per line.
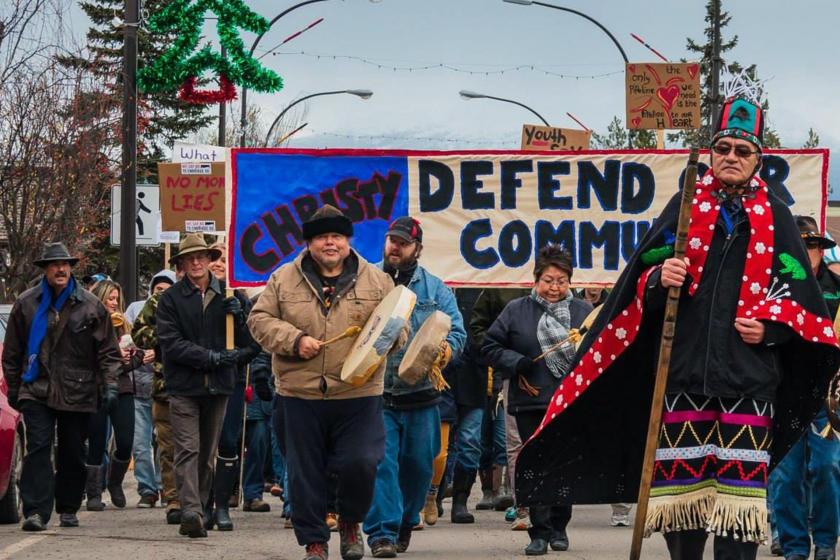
532, 327, 586, 363
321, 326, 362, 346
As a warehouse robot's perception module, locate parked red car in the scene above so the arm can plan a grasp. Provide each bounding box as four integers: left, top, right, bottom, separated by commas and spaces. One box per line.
0, 303, 23, 523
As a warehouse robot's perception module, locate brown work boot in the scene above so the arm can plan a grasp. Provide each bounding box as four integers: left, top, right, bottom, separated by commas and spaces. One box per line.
370, 538, 397, 558
243, 498, 271, 512
423, 493, 438, 525
338, 519, 364, 560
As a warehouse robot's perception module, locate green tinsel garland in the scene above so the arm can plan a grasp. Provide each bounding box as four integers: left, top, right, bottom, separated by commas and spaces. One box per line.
138, 0, 283, 94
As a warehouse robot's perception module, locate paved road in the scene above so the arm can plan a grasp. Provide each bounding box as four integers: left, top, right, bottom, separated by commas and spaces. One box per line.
0, 475, 788, 559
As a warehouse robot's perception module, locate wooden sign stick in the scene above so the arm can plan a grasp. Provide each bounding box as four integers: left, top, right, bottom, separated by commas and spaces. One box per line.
629, 147, 699, 560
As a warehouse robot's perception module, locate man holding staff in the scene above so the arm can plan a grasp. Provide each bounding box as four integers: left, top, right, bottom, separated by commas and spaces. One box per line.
248, 205, 399, 560
514, 74, 840, 560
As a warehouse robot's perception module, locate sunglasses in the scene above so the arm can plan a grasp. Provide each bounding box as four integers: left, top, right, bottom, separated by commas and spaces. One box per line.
712, 142, 759, 158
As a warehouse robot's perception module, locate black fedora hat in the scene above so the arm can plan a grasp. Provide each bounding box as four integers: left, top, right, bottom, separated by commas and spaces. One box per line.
33, 242, 79, 268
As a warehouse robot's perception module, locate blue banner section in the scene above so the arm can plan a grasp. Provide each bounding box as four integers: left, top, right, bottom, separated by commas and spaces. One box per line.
232, 152, 409, 285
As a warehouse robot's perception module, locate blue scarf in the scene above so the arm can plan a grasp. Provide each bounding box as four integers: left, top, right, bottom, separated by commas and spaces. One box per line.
23, 276, 76, 383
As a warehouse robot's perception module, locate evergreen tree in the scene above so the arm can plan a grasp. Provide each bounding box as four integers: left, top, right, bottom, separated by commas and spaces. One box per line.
58, 0, 214, 180
592, 117, 656, 149
803, 128, 820, 148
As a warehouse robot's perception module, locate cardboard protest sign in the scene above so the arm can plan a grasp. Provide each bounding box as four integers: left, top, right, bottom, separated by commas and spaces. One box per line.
228, 148, 828, 288
173, 142, 226, 163
521, 124, 591, 151
159, 162, 226, 232
626, 62, 701, 129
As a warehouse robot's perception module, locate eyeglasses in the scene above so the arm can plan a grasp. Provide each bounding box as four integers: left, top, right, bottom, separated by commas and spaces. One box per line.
183, 252, 210, 262
712, 142, 759, 158
538, 277, 569, 287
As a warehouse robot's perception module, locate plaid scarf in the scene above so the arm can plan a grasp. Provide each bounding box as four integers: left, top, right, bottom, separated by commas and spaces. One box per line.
531, 289, 575, 379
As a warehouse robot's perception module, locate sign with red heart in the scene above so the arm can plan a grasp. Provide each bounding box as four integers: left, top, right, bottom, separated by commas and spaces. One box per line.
626, 62, 701, 130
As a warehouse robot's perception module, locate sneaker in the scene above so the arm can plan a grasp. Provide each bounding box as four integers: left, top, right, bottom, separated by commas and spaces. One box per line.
610, 513, 630, 527
304, 542, 329, 560
338, 520, 364, 560
137, 494, 158, 508
504, 506, 517, 523
396, 524, 413, 553
22, 514, 46, 532
243, 498, 271, 512
270, 484, 284, 498
59, 513, 79, 527
370, 538, 397, 558
326, 512, 339, 531
511, 507, 530, 531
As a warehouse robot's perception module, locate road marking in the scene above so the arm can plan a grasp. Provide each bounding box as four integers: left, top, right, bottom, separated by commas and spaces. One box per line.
0, 535, 47, 559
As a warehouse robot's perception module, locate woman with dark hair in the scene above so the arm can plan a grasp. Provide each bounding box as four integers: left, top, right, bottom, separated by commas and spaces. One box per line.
85, 279, 153, 510
482, 245, 592, 556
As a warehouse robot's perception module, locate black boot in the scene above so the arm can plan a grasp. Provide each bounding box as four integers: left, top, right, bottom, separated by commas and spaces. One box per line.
85, 465, 105, 511
212, 455, 238, 531
107, 456, 130, 508
476, 468, 495, 510
450, 465, 476, 524
664, 529, 708, 560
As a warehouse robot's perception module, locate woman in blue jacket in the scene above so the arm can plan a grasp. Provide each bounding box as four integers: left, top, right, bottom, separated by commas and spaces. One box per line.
482, 245, 591, 556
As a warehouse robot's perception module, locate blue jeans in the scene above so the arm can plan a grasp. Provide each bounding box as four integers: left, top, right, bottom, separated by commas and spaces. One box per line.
364, 406, 440, 544
769, 409, 840, 556
480, 398, 507, 468
454, 406, 483, 471
243, 417, 271, 501
132, 397, 157, 497
270, 421, 285, 484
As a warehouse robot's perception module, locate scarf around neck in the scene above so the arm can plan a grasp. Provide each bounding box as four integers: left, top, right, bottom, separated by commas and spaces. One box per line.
23, 275, 76, 383
531, 288, 575, 379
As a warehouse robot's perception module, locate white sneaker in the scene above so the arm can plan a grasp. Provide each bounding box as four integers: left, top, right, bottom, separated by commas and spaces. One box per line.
610, 513, 630, 527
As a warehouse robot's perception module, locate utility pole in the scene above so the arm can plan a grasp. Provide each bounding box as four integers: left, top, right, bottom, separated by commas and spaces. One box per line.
120, 0, 139, 301
218, 46, 226, 146
710, 0, 722, 139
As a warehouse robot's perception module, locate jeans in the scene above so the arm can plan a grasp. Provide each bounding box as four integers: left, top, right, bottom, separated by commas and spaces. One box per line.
87, 393, 135, 463
769, 409, 840, 557
132, 396, 157, 497
270, 421, 285, 484
19, 400, 90, 523
364, 406, 440, 544
480, 396, 507, 468
454, 405, 483, 470
283, 396, 385, 546
243, 417, 271, 501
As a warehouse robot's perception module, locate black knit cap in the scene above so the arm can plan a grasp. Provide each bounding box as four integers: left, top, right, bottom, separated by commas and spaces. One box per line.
302, 204, 354, 240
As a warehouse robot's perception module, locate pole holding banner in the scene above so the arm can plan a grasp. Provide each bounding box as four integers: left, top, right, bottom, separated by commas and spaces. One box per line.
629, 148, 700, 560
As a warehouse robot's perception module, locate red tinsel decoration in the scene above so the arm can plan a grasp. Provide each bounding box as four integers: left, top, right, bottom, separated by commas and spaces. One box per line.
178, 74, 237, 104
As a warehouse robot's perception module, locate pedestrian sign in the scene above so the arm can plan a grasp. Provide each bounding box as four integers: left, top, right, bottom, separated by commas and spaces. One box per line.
111, 184, 160, 246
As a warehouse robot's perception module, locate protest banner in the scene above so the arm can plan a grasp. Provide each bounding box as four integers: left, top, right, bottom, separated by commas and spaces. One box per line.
159, 161, 226, 232
228, 148, 828, 288
521, 124, 591, 151
626, 62, 701, 129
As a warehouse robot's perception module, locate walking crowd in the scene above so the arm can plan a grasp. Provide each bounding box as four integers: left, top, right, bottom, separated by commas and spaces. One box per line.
3, 90, 840, 560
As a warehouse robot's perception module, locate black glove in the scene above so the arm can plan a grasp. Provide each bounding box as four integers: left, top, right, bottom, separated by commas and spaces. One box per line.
209, 349, 240, 368
516, 356, 534, 376
222, 296, 245, 326
103, 384, 119, 412
254, 377, 273, 402
7, 390, 20, 411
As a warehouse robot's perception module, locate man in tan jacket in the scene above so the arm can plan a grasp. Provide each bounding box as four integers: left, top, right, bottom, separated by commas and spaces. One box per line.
248, 205, 397, 560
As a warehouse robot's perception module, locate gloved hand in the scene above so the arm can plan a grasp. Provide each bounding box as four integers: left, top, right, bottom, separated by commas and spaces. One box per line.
254, 376, 273, 402
209, 349, 240, 368
7, 390, 20, 411
516, 356, 534, 376
103, 384, 119, 412
222, 296, 245, 326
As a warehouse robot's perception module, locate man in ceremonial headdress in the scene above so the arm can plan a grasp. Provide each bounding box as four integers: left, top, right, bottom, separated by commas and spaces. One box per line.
515, 72, 840, 560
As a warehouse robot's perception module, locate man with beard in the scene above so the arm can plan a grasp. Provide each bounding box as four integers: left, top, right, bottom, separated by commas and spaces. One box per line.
363, 217, 466, 558
2, 242, 122, 531
248, 205, 402, 560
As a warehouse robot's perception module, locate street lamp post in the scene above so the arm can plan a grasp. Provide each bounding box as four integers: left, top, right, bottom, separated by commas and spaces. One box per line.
120, 0, 140, 301
239, 0, 332, 147
458, 90, 550, 127
502, 0, 632, 148
263, 89, 372, 147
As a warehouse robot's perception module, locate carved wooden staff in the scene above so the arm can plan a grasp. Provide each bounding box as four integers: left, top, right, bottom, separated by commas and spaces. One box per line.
629, 147, 700, 560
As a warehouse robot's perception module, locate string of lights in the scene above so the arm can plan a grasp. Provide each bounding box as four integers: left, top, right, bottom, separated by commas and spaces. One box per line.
261, 49, 623, 79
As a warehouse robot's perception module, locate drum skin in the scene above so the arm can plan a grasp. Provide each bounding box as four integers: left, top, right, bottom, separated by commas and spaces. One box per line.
398, 310, 451, 385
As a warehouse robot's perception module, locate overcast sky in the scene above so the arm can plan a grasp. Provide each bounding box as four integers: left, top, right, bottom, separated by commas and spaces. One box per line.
70, 0, 840, 196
